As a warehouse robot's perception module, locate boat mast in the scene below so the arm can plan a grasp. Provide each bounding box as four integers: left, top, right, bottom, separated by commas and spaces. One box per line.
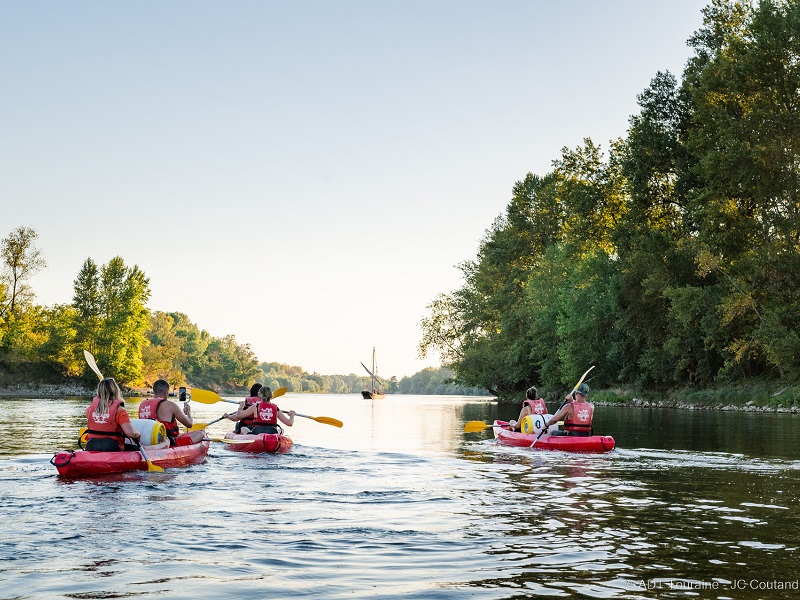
371, 346, 376, 392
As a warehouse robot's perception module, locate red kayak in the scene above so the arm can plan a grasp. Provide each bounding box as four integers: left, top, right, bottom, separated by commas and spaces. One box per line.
493, 420, 615, 453
222, 432, 293, 453
51, 440, 211, 478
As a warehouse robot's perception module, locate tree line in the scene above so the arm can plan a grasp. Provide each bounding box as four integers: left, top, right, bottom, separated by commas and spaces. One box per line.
0, 230, 484, 394
419, 0, 800, 399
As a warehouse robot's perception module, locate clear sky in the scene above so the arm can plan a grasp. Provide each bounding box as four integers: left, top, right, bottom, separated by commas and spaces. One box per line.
1, 1, 709, 378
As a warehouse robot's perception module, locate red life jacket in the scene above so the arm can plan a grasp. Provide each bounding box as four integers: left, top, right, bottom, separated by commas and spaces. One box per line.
138, 397, 180, 440
86, 396, 126, 449
564, 400, 594, 432
523, 398, 548, 415
239, 396, 260, 428
252, 401, 279, 426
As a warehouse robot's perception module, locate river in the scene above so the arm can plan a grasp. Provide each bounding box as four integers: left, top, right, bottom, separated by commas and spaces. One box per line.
1, 394, 799, 599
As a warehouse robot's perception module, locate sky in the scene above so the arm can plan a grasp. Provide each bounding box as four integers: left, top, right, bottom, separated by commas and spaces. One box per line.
0, 1, 710, 378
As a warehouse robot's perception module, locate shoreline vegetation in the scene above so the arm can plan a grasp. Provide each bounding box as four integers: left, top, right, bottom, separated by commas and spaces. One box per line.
3, 383, 799, 415
417, 2, 800, 401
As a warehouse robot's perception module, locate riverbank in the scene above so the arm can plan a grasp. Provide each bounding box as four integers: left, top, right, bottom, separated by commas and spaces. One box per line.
495, 385, 800, 413
3, 383, 799, 413
0, 383, 153, 398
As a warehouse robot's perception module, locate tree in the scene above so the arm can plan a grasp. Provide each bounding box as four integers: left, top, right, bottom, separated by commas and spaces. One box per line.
71, 256, 151, 383
0, 226, 46, 318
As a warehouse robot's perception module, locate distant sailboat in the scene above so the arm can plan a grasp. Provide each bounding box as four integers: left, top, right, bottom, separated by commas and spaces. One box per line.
360, 347, 386, 399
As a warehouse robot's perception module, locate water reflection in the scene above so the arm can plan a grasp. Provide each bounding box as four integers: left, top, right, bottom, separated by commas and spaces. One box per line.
1, 395, 800, 598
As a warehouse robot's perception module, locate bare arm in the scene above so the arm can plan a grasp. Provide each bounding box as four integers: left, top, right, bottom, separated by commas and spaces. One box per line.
277, 409, 295, 427
545, 404, 573, 428
169, 402, 194, 428
226, 404, 256, 421
121, 421, 141, 440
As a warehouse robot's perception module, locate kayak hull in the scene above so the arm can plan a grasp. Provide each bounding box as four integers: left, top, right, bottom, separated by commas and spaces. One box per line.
493, 421, 615, 453
51, 440, 211, 478
222, 432, 293, 453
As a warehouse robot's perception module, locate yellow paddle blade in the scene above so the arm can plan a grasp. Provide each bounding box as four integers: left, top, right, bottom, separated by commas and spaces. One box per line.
83, 350, 103, 380
463, 420, 495, 432
190, 389, 225, 404
145, 460, 164, 472
191, 387, 287, 405
137, 446, 164, 472
295, 413, 343, 428
309, 416, 343, 428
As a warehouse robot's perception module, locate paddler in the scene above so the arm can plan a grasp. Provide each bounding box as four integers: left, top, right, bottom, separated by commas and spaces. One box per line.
542, 383, 594, 436
84, 377, 142, 451
509, 386, 548, 431
138, 380, 205, 446
224, 385, 295, 435
232, 383, 262, 434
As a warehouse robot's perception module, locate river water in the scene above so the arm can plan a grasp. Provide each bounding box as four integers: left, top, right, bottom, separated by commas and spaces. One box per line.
1, 394, 799, 599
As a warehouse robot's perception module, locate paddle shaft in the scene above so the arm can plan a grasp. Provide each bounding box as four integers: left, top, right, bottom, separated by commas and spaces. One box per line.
136, 441, 164, 472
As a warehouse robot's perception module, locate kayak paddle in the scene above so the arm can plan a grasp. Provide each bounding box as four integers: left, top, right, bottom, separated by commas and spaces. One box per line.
83, 350, 103, 380
187, 414, 229, 432
190, 387, 287, 405
294, 413, 343, 428
136, 442, 164, 472
463, 420, 511, 433
204, 437, 259, 444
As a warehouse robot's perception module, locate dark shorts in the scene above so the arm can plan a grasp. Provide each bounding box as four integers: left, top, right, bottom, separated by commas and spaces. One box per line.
85, 438, 122, 452
251, 425, 281, 435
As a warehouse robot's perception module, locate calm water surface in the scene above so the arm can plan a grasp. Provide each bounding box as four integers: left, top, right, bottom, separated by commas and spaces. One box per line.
1, 394, 799, 599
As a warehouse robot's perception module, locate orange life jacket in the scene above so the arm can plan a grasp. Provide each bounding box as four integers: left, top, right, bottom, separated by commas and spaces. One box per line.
252, 401, 279, 426
239, 396, 260, 428
138, 397, 180, 440
523, 398, 548, 415
564, 400, 594, 433
86, 396, 126, 450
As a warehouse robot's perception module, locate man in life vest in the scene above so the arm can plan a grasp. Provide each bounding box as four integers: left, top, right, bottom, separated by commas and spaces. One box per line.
509, 386, 548, 431
138, 380, 205, 446
231, 383, 262, 434
85, 377, 142, 451
224, 386, 295, 435
542, 383, 594, 436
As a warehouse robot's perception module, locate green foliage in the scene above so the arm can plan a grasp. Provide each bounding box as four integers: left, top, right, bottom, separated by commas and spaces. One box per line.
71, 257, 151, 383
397, 367, 489, 395
421, 0, 800, 397
0, 226, 46, 318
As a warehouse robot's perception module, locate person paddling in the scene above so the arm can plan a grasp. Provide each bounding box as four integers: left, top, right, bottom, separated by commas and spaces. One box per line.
84, 378, 142, 451
542, 383, 594, 437
138, 380, 205, 446
224, 386, 295, 435
232, 383, 262, 434
509, 386, 548, 431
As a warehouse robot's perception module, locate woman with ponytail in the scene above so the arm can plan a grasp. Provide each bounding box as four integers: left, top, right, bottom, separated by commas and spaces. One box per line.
84, 378, 141, 451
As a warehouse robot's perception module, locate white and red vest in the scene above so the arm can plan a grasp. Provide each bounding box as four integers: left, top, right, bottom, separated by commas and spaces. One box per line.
239, 396, 260, 428
86, 397, 125, 447
564, 400, 594, 432
252, 401, 279, 426
523, 398, 548, 415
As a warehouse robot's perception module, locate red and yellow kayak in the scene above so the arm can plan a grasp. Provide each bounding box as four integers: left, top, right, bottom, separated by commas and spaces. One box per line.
51, 440, 211, 478
222, 432, 293, 453
493, 420, 615, 453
